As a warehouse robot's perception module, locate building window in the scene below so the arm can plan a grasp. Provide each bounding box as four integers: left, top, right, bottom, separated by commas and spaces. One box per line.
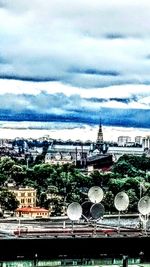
21, 199, 24, 203
28, 193, 31, 197
28, 198, 31, 203
21, 193, 25, 197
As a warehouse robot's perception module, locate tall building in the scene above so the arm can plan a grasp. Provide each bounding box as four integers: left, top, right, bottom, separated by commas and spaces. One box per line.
135, 136, 143, 145
94, 120, 108, 154
142, 136, 150, 150
118, 136, 131, 147
96, 120, 103, 144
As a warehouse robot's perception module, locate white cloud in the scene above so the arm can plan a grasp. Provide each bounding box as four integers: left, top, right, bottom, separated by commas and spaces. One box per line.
0, 79, 150, 99
99, 100, 150, 110
0, 79, 150, 115
1, 0, 150, 87
0, 0, 150, 129
0, 121, 149, 142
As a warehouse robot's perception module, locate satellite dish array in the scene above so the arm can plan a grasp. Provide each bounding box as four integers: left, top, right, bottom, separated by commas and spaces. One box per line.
67, 186, 150, 233
67, 186, 105, 222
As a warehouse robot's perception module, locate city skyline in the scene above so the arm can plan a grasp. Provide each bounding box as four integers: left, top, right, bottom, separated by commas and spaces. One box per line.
0, 121, 149, 143
0, 1, 150, 133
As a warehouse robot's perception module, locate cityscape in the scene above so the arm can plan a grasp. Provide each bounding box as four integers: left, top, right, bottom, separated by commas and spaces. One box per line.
0, 123, 149, 226
0, 0, 150, 266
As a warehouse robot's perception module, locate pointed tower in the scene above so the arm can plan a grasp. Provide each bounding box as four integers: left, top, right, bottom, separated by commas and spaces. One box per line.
96, 119, 103, 144
94, 119, 104, 153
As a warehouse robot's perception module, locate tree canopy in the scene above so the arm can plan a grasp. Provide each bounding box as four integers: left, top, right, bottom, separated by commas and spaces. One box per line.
0, 154, 149, 215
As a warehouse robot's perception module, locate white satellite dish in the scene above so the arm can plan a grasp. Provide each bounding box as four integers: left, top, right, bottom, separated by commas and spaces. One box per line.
114, 192, 129, 233
67, 202, 82, 221
114, 192, 129, 211
88, 186, 103, 203
90, 203, 105, 220
138, 196, 150, 215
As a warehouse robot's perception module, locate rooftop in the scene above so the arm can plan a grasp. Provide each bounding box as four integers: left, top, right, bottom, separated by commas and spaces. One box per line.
16, 207, 49, 212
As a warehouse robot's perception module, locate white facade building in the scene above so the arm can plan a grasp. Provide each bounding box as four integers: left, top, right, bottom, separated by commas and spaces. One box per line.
117, 136, 131, 147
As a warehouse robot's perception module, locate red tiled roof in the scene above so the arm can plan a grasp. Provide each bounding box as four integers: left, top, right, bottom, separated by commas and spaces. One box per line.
16, 207, 49, 213
100, 166, 112, 172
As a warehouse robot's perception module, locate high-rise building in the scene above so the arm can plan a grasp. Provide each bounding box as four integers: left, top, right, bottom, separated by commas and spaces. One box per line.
118, 136, 131, 147
142, 136, 150, 150
135, 136, 143, 145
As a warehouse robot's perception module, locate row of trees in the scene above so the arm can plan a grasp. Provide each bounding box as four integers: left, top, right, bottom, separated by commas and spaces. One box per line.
0, 154, 150, 214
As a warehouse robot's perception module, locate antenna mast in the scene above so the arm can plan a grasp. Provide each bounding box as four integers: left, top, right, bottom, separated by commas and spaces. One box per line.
96, 118, 103, 144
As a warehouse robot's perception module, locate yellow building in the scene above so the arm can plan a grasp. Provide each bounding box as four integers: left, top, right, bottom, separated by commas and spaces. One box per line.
10, 187, 36, 208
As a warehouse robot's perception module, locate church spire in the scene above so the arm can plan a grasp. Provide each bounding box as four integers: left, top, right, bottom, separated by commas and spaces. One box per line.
93, 117, 108, 154
96, 119, 103, 144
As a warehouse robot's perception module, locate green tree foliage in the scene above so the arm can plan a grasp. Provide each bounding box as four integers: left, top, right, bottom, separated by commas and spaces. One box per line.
108, 178, 127, 194
112, 160, 140, 177
0, 174, 7, 186
140, 154, 150, 173
123, 177, 143, 196
38, 191, 47, 207
0, 157, 15, 177
0, 153, 150, 214
0, 189, 19, 212
32, 163, 54, 189
112, 160, 130, 176
90, 170, 103, 186
11, 165, 26, 185
102, 191, 115, 212
127, 189, 139, 212
117, 154, 150, 174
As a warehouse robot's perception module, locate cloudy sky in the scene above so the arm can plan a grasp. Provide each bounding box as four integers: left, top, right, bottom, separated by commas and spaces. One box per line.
0, 0, 150, 131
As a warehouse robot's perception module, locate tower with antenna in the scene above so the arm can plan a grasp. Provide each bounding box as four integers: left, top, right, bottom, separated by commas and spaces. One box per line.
93, 117, 108, 154
95, 118, 104, 152
96, 119, 103, 145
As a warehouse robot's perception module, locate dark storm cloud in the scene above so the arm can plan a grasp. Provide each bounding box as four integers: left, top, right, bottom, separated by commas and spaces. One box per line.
0, 107, 149, 129
0, 75, 59, 82
85, 97, 132, 104
69, 68, 120, 76
0, 89, 149, 128
104, 33, 127, 39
